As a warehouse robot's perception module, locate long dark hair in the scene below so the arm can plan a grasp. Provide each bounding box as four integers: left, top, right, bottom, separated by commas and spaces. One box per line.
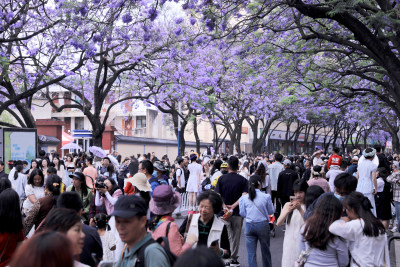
255, 163, 266, 183
106, 178, 120, 195
248, 175, 262, 201
40, 158, 50, 169
343, 192, 385, 237
302, 194, 342, 250
28, 169, 45, 187
0, 189, 23, 233
14, 165, 23, 180
44, 208, 81, 233
287, 179, 309, 225
305, 185, 325, 209
71, 173, 89, 197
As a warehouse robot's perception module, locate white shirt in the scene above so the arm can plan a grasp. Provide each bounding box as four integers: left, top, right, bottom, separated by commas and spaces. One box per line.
9, 172, 27, 199
268, 162, 284, 191
329, 219, 390, 267
326, 168, 344, 192
176, 168, 185, 188
376, 177, 385, 192
23, 184, 45, 212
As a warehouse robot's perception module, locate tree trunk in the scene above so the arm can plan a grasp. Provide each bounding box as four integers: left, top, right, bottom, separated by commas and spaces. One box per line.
393, 133, 400, 154
193, 118, 201, 154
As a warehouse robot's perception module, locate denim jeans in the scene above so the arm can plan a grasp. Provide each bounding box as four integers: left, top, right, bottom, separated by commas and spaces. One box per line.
395, 201, 400, 232
245, 221, 271, 267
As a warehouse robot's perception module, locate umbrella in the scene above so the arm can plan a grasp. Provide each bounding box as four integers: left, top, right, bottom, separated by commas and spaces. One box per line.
61, 142, 82, 150
107, 154, 119, 168
89, 146, 107, 158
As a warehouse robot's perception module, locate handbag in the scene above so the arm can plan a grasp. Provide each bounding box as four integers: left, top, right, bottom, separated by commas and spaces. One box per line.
294, 246, 312, 267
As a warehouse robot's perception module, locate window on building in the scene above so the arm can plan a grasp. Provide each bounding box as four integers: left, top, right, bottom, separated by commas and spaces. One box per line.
75, 117, 84, 130
136, 116, 146, 128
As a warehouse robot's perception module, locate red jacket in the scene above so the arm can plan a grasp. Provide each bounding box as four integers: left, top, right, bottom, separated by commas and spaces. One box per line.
328, 155, 342, 169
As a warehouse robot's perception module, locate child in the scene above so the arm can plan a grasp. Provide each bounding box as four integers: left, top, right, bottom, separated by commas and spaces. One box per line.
93, 213, 116, 261
329, 192, 390, 267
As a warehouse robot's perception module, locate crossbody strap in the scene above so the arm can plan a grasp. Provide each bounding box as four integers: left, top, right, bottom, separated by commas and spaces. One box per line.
251, 201, 269, 221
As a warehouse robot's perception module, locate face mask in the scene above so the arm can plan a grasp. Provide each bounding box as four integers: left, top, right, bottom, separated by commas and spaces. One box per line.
152, 171, 158, 177
334, 192, 345, 202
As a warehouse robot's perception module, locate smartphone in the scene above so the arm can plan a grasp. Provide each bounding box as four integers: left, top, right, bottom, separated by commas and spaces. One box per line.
210, 239, 219, 246
290, 196, 296, 202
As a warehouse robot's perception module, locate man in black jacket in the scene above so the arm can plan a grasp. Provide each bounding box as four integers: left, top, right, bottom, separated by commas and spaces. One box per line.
277, 159, 299, 216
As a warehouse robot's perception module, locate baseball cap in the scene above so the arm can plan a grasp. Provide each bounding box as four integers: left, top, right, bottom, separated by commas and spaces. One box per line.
69, 172, 85, 180
111, 195, 148, 218
221, 162, 228, 168
283, 159, 292, 166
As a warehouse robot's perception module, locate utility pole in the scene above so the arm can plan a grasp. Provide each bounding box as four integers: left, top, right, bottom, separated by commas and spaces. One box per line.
178, 101, 181, 156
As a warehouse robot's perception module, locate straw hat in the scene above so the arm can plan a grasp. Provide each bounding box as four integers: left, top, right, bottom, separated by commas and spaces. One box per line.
125, 173, 152, 192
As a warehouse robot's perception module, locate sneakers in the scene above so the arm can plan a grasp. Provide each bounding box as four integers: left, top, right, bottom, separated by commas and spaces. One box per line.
229, 260, 240, 267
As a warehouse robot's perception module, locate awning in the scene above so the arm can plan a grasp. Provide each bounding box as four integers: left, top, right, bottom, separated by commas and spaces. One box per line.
38, 135, 60, 145
62, 132, 74, 146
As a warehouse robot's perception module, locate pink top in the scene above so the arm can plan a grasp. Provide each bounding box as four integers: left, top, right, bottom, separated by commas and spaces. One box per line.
100, 189, 123, 215
150, 220, 192, 256
308, 178, 330, 193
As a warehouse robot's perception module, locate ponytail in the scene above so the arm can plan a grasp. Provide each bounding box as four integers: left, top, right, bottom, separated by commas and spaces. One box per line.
14, 165, 23, 180
248, 175, 262, 201
343, 192, 385, 237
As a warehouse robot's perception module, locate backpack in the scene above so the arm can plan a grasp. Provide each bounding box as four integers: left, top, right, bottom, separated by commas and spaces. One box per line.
172, 168, 183, 188
201, 177, 213, 191
121, 222, 177, 267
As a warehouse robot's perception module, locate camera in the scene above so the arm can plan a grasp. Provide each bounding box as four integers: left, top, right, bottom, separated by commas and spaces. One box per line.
95, 181, 107, 189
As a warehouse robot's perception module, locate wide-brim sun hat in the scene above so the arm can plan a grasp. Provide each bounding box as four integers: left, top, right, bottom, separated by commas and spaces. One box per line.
312, 150, 323, 157
125, 173, 152, 192
149, 184, 181, 215
352, 149, 361, 155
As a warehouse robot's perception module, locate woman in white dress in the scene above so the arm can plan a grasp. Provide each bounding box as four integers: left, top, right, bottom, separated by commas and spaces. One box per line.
277, 179, 309, 267
239, 161, 250, 180
356, 148, 378, 216
186, 154, 203, 211
23, 169, 45, 215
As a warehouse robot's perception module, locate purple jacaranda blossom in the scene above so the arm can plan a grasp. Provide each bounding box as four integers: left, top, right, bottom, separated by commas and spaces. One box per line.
205, 19, 215, 31
190, 18, 197, 25
175, 17, 183, 24
148, 7, 158, 21
174, 27, 182, 36
93, 35, 102, 43
122, 14, 132, 23
143, 32, 151, 42
63, 70, 75, 76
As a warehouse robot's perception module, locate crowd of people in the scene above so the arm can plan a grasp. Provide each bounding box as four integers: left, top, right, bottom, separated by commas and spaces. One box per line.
0, 144, 397, 267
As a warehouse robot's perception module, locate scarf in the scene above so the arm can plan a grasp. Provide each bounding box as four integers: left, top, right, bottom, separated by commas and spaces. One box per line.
154, 215, 174, 231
